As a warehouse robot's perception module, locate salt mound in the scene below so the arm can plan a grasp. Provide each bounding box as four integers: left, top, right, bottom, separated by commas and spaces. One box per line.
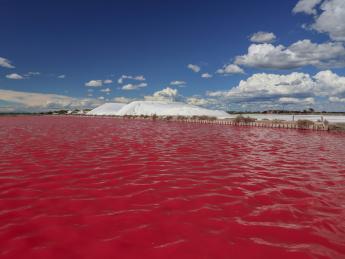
116, 101, 230, 119
87, 103, 126, 115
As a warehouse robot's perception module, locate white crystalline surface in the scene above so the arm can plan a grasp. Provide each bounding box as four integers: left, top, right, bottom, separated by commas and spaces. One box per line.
229, 114, 345, 123
87, 103, 126, 115
89, 101, 231, 119
88, 101, 345, 123
116, 101, 231, 119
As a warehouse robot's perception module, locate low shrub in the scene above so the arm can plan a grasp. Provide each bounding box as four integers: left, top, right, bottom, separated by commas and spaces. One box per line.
328, 123, 345, 131
194, 115, 217, 121
272, 119, 284, 123
177, 115, 188, 120
297, 119, 314, 129
233, 115, 256, 123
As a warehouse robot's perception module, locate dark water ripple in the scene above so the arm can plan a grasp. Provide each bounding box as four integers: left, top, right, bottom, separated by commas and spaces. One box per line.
0, 116, 345, 258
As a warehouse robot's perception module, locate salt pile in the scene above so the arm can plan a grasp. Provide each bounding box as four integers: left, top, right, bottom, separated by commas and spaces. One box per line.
87, 103, 126, 115
88, 101, 230, 119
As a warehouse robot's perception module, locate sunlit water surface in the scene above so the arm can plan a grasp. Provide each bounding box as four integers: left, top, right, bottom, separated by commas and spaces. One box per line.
0, 116, 345, 259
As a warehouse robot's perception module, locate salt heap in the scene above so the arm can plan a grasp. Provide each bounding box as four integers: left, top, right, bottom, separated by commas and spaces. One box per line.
87, 103, 126, 115
88, 101, 230, 119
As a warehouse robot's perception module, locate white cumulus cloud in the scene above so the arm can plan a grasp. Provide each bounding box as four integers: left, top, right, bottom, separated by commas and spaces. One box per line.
85, 80, 103, 87
117, 75, 146, 84
0, 57, 15, 68
216, 64, 244, 74
26, 72, 40, 76
250, 31, 276, 43
103, 79, 113, 84
6, 73, 24, 80
294, 0, 345, 41
201, 73, 213, 78
170, 80, 186, 86
113, 96, 137, 103
100, 88, 111, 93
235, 40, 345, 69
134, 75, 145, 81
186, 97, 215, 106
122, 82, 148, 90
313, 70, 345, 96
187, 64, 201, 73
293, 0, 322, 15
145, 87, 178, 101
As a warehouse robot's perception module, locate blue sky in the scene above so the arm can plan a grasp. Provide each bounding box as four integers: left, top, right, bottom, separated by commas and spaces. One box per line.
1, 0, 345, 111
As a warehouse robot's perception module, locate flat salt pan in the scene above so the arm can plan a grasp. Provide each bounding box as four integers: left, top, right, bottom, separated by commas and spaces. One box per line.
226, 114, 345, 123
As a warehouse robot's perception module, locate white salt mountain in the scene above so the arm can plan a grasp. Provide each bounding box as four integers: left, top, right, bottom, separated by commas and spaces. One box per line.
87, 103, 126, 115
88, 101, 230, 119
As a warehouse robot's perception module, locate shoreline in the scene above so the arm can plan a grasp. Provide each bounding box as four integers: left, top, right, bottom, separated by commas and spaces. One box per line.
2, 114, 342, 132
93, 115, 331, 131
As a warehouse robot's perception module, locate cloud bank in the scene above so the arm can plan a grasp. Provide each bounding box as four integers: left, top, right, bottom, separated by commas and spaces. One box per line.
235, 40, 345, 69
207, 70, 345, 109
0, 89, 101, 111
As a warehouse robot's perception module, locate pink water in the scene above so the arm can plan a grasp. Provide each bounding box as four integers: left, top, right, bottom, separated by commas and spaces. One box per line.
0, 116, 345, 259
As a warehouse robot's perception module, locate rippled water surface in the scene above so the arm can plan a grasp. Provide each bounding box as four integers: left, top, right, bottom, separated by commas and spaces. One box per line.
1, 116, 345, 259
